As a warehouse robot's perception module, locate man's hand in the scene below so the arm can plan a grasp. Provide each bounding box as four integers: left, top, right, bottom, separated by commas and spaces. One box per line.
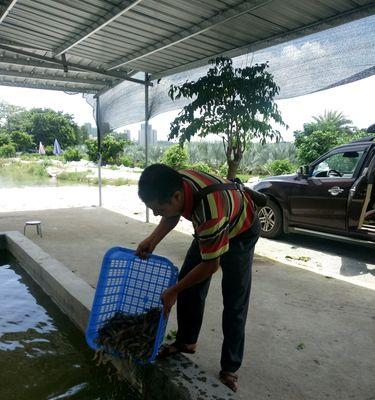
135, 236, 156, 259
161, 286, 178, 318
135, 216, 180, 259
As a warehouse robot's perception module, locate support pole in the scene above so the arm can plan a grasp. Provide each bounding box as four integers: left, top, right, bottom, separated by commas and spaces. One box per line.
96, 96, 102, 207
145, 72, 150, 223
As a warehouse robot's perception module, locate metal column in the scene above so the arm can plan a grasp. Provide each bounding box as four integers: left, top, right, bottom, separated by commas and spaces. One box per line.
145, 72, 150, 223
96, 96, 102, 207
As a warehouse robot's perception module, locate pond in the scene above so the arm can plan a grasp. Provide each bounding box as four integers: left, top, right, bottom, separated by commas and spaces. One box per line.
0, 251, 139, 400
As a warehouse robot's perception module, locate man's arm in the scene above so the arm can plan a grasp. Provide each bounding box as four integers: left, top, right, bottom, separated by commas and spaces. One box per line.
161, 258, 220, 316
136, 215, 180, 258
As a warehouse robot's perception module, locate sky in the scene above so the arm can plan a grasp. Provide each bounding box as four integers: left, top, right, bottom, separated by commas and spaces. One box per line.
0, 75, 374, 142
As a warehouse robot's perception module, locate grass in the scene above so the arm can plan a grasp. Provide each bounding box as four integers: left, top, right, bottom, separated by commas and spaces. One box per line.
57, 171, 137, 186
0, 158, 50, 186
0, 157, 138, 187
57, 171, 89, 183
19, 153, 64, 162
91, 177, 137, 186
237, 173, 251, 182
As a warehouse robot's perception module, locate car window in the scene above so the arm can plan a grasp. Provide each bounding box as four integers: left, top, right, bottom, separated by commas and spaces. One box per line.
312, 151, 364, 178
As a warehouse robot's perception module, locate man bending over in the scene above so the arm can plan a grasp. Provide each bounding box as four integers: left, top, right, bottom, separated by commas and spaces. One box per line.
136, 164, 260, 392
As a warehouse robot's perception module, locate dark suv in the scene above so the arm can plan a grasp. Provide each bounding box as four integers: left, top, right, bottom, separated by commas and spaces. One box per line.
252, 137, 375, 246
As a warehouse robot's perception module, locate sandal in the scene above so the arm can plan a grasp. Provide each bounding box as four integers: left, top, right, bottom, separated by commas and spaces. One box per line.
157, 341, 196, 359
219, 370, 239, 392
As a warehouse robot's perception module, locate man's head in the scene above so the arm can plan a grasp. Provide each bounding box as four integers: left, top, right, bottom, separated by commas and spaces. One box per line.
138, 164, 184, 217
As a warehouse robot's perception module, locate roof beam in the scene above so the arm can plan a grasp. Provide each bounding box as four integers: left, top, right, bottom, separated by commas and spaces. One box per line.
0, 44, 151, 85
53, 0, 143, 56
0, 68, 113, 86
106, 0, 272, 70
0, 0, 17, 23
0, 55, 87, 72
0, 80, 98, 93
152, 1, 375, 80
0, 38, 49, 50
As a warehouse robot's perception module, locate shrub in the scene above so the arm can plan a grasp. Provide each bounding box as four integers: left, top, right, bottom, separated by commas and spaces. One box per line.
189, 162, 214, 174
236, 173, 251, 182
19, 153, 43, 160
44, 145, 54, 156
102, 135, 125, 165
26, 162, 49, 177
123, 145, 145, 168
85, 139, 98, 162
266, 159, 296, 176
0, 143, 16, 158
120, 155, 134, 167
63, 147, 82, 162
57, 171, 88, 183
160, 144, 188, 169
218, 163, 228, 177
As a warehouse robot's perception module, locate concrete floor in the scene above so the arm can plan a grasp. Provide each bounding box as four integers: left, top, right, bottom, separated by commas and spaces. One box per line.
1, 207, 374, 400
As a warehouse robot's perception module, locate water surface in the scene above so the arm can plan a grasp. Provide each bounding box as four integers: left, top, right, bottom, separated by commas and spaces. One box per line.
0, 251, 139, 400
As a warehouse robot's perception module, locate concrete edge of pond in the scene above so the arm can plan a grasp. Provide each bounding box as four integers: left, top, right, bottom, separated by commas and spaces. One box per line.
0, 231, 238, 400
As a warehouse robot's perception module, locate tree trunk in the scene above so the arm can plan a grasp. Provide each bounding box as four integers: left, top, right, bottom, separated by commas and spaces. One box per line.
227, 159, 240, 179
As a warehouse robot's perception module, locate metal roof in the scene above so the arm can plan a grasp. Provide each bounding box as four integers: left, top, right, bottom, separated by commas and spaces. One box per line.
0, 0, 374, 93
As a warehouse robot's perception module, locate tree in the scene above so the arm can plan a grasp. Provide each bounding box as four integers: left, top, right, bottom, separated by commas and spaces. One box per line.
9, 108, 79, 148
168, 57, 286, 179
296, 130, 343, 164
294, 110, 370, 164
101, 135, 126, 165
0, 101, 25, 130
312, 110, 353, 133
9, 130, 35, 152
76, 124, 89, 145
85, 135, 126, 165
294, 110, 353, 148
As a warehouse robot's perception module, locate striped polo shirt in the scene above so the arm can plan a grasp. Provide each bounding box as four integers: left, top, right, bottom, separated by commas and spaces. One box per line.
179, 169, 255, 261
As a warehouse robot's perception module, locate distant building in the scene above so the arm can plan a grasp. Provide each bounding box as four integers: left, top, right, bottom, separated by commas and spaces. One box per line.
123, 129, 131, 141
113, 129, 131, 141
83, 122, 97, 137
138, 123, 157, 146
101, 122, 111, 134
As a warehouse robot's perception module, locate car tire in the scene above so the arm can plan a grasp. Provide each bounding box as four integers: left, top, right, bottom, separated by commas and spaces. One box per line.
258, 198, 283, 239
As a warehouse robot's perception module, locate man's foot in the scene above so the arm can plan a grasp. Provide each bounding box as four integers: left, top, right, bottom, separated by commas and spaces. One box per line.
157, 341, 196, 359
219, 371, 238, 392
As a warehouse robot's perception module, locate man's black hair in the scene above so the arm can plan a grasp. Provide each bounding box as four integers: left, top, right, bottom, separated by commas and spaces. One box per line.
138, 163, 183, 204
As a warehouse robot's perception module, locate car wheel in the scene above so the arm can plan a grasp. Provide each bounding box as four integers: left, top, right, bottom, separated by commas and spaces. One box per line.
258, 199, 283, 239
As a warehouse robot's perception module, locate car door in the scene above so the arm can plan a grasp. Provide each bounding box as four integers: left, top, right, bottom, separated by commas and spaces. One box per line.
348, 146, 375, 231
288, 147, 366, 232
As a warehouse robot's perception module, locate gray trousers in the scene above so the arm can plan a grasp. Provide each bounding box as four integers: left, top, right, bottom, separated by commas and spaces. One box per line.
176, 217, 260, 372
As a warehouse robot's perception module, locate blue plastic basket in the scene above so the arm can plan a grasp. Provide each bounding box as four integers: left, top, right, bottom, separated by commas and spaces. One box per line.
86, 247, 178, 364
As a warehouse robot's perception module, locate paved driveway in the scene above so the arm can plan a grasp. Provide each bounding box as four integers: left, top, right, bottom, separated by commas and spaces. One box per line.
256, 234, 375, 290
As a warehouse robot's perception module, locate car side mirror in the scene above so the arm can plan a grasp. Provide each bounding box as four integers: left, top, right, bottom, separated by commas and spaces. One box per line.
297, 165, 309, 178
